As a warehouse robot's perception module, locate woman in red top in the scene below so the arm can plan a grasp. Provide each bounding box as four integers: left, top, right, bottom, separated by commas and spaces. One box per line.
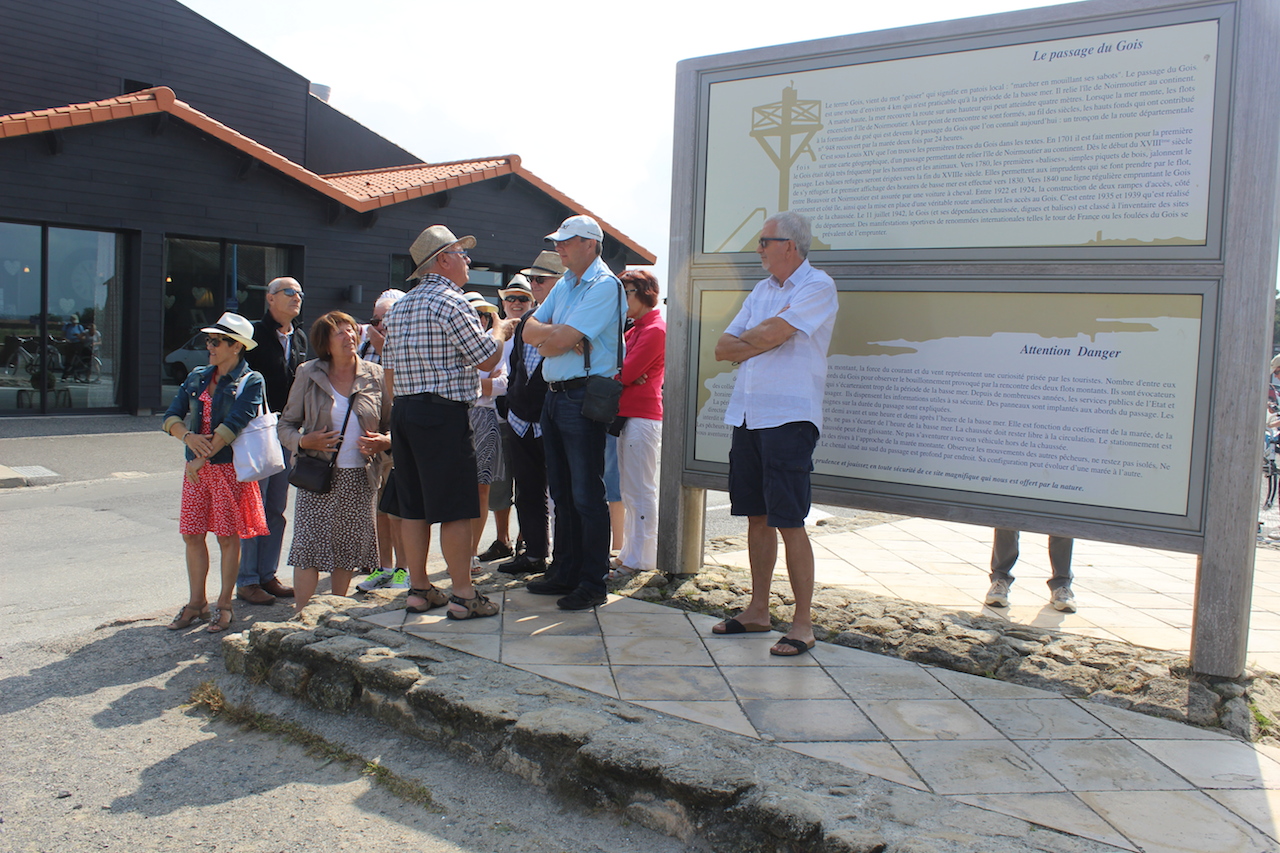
611, 270, 666, 576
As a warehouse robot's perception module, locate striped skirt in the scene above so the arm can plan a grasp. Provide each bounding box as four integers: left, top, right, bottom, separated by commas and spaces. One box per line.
469, 405, 504, 485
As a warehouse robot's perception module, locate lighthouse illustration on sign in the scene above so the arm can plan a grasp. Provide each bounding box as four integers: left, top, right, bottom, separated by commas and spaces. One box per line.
716, 84, 824, 252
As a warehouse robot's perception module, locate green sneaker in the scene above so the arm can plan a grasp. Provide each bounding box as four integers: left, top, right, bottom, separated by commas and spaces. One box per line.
387, 568, 410, 590
356, 569, 394, 592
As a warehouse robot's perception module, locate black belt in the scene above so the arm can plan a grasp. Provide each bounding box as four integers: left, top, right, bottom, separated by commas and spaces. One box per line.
403, 391, 469, 408
547, 377, 589, 392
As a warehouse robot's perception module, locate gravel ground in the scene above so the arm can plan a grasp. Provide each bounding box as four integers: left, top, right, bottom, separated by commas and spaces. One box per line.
0, 614, 696, 853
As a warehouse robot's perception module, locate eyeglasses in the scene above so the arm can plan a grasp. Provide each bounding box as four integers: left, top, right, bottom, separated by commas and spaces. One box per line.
443, 250, 469, 258
271, 287, 303, 298
369, 316, 383, 327
757, 237, 792, 248
206, 335, 236, 347
531, 276, 557, 285
503, 295, 531, 303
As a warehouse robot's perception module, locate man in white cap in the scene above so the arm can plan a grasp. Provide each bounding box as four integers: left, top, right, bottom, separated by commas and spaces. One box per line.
521, 216, 626, 610
498, 252, 566, 575
380, 225, 514, 620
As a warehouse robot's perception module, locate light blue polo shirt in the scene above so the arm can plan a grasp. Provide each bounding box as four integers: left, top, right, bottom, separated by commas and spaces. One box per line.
533, 256, 626, 382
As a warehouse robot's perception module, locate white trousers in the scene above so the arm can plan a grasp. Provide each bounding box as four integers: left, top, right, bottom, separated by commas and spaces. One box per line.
616, 417, 662, 572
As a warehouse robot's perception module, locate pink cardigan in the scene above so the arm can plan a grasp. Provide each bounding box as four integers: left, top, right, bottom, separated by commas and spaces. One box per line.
617, 309, 665, 420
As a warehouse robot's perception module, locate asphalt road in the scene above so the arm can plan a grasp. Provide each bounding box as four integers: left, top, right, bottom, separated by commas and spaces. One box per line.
0, 422, 696, 852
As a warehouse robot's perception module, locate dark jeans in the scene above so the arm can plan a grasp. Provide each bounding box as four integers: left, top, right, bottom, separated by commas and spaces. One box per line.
990, 528, 1074, 591
239, 445, 291, 586
505, 423, 549, 559
540, 385, 608, 597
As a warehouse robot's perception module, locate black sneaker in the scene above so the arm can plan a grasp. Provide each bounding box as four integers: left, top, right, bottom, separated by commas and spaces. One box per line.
526, 578, 575, 596
477, 540, 514, 562
557, 590, 607, 611
499, 554, 547, 575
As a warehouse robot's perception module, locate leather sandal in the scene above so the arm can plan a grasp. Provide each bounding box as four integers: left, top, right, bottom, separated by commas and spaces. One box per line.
167, 603, 209, 630
406, 586, 449, 614
206, 605, 234, 633
446, 592, 499, 620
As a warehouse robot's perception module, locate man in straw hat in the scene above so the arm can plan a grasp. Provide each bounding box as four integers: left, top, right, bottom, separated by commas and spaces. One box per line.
521, 216, 626, 610
497, 252, 566, 576
379, 225, 514, 620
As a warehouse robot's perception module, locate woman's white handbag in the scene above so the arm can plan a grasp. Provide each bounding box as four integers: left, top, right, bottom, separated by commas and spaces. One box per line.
231, 374, 285, 482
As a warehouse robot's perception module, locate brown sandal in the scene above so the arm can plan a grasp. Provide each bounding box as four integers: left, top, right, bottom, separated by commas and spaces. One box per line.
446, 592, 499, 620
406, 586, 449, 613
206, 605, 234, 633
167, 603, 209, 630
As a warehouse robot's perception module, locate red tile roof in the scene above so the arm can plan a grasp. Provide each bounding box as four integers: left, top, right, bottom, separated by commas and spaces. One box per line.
0, 88, 655, 264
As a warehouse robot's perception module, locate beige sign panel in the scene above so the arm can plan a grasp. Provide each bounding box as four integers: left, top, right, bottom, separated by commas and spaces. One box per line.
703, 20, 1219, 252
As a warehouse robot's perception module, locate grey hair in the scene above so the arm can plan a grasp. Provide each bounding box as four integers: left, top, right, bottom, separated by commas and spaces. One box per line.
764, 211, 812, 258
374, 289, 406, 312
267, 276, 301, 294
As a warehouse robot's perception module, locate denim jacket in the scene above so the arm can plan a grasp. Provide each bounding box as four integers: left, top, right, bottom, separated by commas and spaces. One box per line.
162, 359, 265, 464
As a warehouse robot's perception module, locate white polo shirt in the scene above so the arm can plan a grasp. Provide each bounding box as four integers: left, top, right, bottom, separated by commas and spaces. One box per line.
723, 259, 838, 432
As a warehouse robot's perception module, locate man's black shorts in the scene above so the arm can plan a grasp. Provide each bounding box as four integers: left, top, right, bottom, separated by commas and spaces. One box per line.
384, 394, 479, 523
728, 421, 818, 529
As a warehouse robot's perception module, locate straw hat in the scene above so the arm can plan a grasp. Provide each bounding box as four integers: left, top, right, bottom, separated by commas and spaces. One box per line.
499, 274, 533, 298
464, 291, 499, 315
520, 250, 567, 278
200, 312, 258, 350
407, 225, 476, 281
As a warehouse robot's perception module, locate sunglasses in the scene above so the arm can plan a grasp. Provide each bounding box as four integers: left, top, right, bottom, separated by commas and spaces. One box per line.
757, 237, 792, 248
369, 316, 383, 327
503, 295, 531, 303
206, 335, 236, 347
531, 276, 557, 285
271, 287, 303, 298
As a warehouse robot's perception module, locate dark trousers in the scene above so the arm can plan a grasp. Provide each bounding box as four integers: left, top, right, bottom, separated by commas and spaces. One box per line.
505, 422, 549, 559
540, 385, 608, 597
990, 528, 1074, 591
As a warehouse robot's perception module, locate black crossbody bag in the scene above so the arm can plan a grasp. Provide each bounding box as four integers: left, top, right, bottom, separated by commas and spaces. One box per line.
289, 391, 357, 494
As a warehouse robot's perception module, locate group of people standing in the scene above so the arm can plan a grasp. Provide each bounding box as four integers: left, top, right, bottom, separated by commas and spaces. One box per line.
162, 213, 668, 630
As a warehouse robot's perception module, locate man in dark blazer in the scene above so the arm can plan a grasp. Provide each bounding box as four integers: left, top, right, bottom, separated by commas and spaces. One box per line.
239, 276, 307, 604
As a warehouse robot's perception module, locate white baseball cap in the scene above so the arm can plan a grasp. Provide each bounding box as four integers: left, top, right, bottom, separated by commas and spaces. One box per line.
545, 214, 603, 243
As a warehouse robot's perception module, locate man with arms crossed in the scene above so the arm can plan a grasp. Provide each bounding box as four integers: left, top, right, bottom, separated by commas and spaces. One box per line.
713, 211, 838, 657
380, 226, 513, 620
522, 216, 626, 611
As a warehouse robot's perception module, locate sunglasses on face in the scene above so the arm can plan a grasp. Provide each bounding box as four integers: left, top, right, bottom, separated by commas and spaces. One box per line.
369, 316, 383, 327
206, 335, 236, 347
531, 276, 556, 285
504, 295, 531, 303
272, 287, 303, 298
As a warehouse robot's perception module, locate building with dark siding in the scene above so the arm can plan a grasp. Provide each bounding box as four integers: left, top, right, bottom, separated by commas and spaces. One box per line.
0, 0, 653, 415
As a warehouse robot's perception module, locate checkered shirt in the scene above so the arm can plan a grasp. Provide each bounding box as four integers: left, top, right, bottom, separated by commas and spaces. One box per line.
381, 273, 497, 403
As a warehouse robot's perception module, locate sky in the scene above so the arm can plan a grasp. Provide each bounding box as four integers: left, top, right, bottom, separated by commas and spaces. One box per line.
178, 0, 1065, 280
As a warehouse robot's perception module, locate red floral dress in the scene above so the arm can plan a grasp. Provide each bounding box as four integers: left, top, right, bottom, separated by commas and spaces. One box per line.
178, 385, 270, 538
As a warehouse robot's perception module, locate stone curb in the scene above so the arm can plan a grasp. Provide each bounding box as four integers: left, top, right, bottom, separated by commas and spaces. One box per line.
221, 595, 1118, 853
0, 464, 26, 488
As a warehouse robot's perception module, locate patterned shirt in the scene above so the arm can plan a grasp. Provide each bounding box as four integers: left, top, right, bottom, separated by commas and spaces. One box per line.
381, 273, 497, 403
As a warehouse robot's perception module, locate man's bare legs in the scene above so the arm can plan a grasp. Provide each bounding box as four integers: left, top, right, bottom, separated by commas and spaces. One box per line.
400, 518, 433, 591
730, 516, 815, 648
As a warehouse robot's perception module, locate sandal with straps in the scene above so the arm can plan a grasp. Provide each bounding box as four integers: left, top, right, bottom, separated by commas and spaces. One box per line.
206, 605, 234, 633
406, 586, 449, 614
446, 592, 499, 620
167, 603, 210, 630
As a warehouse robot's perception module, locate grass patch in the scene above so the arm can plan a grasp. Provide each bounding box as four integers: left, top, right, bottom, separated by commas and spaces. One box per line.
188, 681, 440, 811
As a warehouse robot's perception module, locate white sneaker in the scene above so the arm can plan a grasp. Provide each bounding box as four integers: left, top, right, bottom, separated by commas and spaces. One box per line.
1050, 587, 1078, 613
386, 568, 410, 590
985, 579, 1011, 607
356, 569, 395, 592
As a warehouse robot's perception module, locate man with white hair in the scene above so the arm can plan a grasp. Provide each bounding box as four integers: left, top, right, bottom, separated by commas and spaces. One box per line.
522, 217, 626, 610
712, 211, 838, 657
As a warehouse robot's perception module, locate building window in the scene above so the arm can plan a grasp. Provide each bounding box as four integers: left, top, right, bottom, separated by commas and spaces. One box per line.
0, 222, 125, 414
162, 237, 297, 392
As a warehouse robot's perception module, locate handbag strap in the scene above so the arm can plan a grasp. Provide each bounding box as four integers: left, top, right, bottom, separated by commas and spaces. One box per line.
325, 391, 359, 470
582, 277, 625, 376
233, 371, 267, 418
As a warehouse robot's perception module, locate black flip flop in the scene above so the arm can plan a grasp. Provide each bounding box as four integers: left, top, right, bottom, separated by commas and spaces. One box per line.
713, 617, 772, 635
769, 637, 816, 657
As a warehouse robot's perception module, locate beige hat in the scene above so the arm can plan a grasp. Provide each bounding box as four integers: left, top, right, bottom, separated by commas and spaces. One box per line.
499, 274, 533, 298
464, 291, 499, 315
200, 312, 258, 350
407, 225, 476, 281
520, 250, 567, 278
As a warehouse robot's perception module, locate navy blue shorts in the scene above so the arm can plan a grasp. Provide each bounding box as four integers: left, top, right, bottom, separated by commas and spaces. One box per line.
728, 422, 818, 529
385, 394, 479, 523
